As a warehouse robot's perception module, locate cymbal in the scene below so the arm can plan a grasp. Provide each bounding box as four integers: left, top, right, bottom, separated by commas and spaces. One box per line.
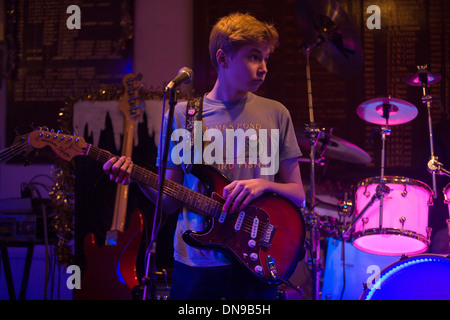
405, 71, 442, 86
296, 128, 371, 164
296, 0, 364, 79
356, 97, 418, 125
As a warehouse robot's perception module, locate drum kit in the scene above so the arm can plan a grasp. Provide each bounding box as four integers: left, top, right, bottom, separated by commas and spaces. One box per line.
295, 0, 450, 300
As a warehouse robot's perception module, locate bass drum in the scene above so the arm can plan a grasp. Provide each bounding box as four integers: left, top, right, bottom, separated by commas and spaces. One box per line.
360, 254, 450, 300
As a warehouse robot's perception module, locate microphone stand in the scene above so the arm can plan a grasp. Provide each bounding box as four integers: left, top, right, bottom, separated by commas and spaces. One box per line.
142, 88, 178, 300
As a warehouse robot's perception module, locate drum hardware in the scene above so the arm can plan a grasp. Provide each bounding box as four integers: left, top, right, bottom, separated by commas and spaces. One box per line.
295, 0, 364, 80
358, 101, 395, 237
350, 176, 433, 255
342, 182, 390, 240
296, 0, 365, 299
444, 185, 450, 253
428, 157, 450, 177
399, 217, 406, 231
297, 157, 327, 166
356, 97, 418, 126
353, 96, 420, 254
405, 65, 450, 196
296, 128, 372, 165
405, 67, 442, 87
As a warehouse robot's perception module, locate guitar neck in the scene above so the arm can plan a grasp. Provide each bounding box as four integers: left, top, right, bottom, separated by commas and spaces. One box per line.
84, 144, 223, 218
0, 135, 31, 163
110, 120, 135, 233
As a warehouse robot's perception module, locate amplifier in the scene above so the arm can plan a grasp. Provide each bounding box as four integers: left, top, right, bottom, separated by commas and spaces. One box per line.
0, 198, 36, 242
0, 197, 55, 243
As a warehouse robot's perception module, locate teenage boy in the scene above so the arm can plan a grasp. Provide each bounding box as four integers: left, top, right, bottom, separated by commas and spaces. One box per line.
104, 12, 305, 300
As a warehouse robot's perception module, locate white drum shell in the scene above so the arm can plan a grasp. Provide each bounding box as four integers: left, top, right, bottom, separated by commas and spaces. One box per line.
353, 176, 432, 256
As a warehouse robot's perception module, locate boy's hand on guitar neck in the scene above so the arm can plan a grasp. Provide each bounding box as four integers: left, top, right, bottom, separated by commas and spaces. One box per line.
103, 156, 133, 185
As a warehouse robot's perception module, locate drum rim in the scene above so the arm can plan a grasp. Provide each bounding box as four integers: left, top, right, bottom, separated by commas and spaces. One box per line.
353, 227, 431, 247
444, 183, 450, 203
360, 253, 450, 300
357, 176, 433, 193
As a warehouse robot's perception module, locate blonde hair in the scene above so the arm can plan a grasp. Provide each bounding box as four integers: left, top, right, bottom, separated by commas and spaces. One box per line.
209, 13, 279, 70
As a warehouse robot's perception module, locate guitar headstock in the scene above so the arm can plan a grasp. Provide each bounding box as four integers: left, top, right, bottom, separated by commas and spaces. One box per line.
28, 129, 87, 161
120, 73, 143, 119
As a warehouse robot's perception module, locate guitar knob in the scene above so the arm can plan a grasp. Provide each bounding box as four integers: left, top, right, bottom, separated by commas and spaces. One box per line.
248, 239, 256, 248
254, 265, 263, 274
250, 253, 258, 261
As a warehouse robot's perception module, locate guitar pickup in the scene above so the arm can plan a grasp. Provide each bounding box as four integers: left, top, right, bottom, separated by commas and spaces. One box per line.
261, 224, 276, 248
234, 211, 245, 231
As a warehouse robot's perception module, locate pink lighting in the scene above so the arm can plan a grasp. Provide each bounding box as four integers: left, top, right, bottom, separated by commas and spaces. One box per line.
353, 176, 433, 256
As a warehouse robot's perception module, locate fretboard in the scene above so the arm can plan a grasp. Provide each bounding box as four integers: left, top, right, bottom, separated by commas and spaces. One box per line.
85, 144, 223, 217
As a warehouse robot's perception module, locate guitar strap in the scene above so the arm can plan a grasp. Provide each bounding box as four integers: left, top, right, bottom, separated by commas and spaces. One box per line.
184, 96, 204, 174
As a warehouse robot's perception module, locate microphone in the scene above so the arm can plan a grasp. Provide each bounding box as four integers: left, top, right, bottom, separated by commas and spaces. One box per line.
165, 67, 193, 92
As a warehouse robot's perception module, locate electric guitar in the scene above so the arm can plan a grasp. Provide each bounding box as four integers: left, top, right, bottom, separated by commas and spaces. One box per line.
27, 129, 305, 285
74, 74, 144, 300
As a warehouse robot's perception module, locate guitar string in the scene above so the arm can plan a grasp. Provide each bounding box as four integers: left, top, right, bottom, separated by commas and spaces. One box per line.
129, 156, 270, 237
0, 141, 28, 159
130, 164, 268, 235
87, 145, 268, 238
0, 142, 30, 162
88, 145, 269, 238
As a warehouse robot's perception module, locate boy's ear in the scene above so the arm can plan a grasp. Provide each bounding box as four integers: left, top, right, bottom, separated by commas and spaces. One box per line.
216, 49, 228, 69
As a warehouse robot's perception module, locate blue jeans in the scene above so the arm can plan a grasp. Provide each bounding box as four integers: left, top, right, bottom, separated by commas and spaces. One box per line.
170, 261, 278, 300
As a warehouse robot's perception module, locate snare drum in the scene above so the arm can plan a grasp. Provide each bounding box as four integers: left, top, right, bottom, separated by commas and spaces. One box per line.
360, 254, 450, 300
353, 176, 433, 256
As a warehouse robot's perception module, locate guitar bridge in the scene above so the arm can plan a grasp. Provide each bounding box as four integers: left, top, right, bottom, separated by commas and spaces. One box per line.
261, 224, 276, 248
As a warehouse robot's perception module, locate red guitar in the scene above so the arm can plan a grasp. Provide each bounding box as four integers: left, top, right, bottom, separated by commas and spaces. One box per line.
27, 129, 305, 285
74, 74, 144, 300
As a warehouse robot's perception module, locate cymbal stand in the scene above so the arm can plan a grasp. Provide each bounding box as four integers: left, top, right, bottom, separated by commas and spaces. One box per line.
302, 43, 325, 301
342, 105, 392, 239
417, 65, 450, 195
378, 104, 392, 231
